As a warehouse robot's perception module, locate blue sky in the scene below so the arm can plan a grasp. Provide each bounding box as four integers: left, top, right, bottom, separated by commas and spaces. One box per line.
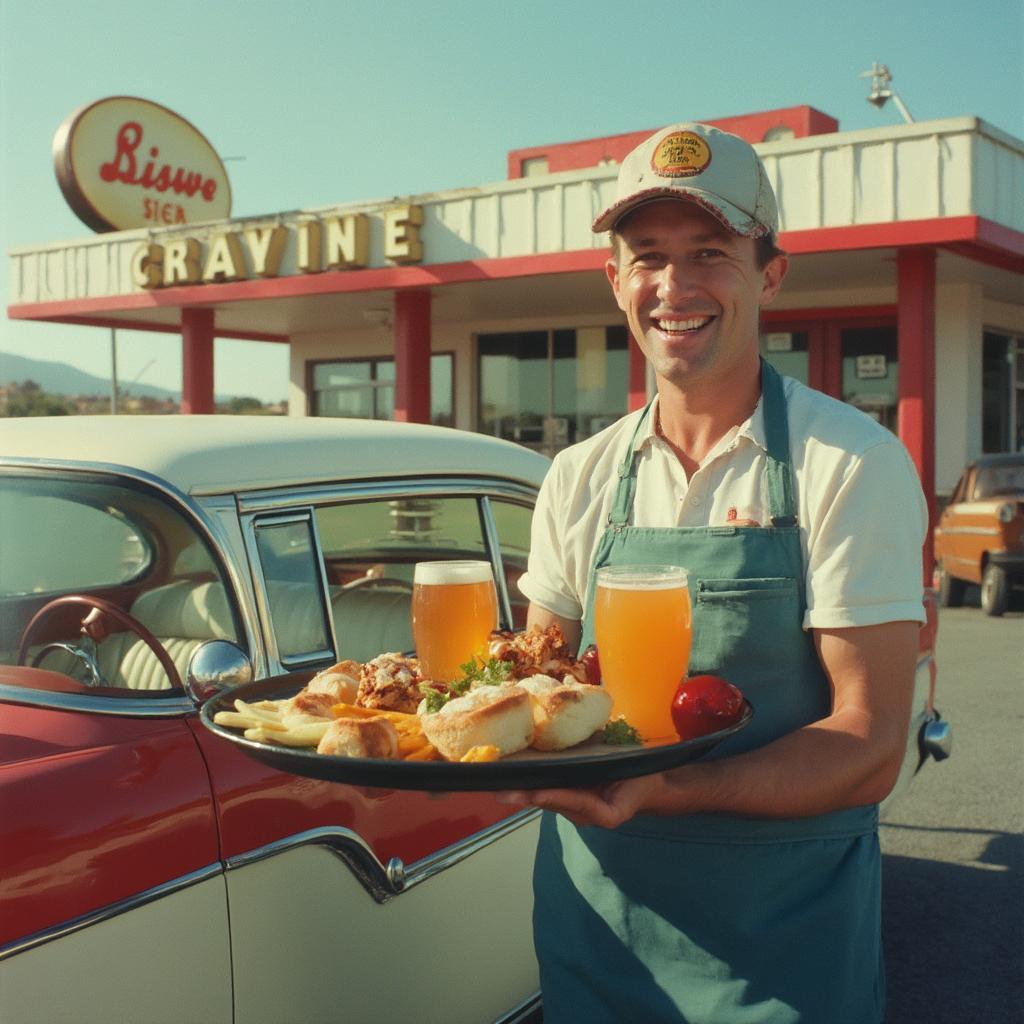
2, 0, 1021, 403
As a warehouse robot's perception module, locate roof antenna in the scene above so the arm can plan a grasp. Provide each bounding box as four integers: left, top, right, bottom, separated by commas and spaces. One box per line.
860, 62, 915, 124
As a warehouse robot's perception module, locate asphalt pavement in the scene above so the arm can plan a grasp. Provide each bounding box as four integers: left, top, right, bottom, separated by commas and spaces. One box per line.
880, 593, 1023, 1024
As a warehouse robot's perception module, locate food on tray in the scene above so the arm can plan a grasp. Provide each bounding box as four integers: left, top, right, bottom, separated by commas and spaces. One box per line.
317, 716, 399, 758
517, 674, 614, 751
579, 644, 602, 685
283, 690, 342, 725
460, 745, 501, 762
212, 628, 647, 764
671, 674, 746, 740
487, 624, 592, 684
213, 697, 333, 747
357, 652, 426, 713
306, 660, 361, 703
419, 683, 534, 761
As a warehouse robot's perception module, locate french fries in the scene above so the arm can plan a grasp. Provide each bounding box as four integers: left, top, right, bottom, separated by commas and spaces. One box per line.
214, 694, 443, 762
460, 745, 501, 763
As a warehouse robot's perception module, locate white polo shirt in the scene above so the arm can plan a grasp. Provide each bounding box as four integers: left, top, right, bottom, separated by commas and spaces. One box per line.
519, 374, 927, 630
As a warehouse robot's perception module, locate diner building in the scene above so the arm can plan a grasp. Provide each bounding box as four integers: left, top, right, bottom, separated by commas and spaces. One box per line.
8, 104, 1024, 574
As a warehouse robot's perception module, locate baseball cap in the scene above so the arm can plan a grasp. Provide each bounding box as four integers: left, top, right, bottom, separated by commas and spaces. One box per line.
591, 122, 778, 238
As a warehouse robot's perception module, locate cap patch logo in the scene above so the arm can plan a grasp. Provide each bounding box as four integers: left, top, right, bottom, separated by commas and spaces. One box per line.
651, 131, 711, 178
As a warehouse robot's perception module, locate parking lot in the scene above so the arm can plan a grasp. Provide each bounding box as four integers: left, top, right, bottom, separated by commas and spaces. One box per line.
880, 597, 1023, 1023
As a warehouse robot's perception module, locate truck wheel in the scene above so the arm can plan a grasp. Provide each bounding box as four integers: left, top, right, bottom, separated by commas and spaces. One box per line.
937, 563, 966, 608
980, 564, 1009, 617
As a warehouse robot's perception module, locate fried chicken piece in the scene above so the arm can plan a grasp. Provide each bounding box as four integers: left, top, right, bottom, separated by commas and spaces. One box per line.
356, 652, 424, 714
307, 661, 361, 703
316, 717, 398, 759
282, 690, 339, 726
487, 625, 590, 684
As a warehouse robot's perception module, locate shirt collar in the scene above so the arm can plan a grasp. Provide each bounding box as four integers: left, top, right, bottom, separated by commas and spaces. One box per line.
635, 391, 770, 458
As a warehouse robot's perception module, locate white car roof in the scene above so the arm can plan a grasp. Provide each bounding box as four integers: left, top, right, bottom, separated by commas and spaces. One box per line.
0, 416, 551, 496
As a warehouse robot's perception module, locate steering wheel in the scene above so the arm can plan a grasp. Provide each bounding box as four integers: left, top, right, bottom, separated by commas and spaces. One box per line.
17, 594, 183, 690
340, 576, 414, 593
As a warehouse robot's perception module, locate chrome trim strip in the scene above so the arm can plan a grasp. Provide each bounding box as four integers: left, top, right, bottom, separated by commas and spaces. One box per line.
0, 863, 223, 962
939, 525, 1002, 536
237, 477, 539, 515
0, 683, 195, 718
225, 807, 541, 903
480, 496, 514, 629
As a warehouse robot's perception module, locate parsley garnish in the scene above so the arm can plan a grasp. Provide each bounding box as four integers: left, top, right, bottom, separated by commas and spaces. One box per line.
458, 655, 512, 687
602, 717, 642, 745
418, 657, 512, 713
418, 685, 451, 713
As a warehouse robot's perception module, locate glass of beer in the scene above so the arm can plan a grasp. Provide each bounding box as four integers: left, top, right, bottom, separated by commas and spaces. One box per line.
593, 564, 692, 742
413, 560, 499, 682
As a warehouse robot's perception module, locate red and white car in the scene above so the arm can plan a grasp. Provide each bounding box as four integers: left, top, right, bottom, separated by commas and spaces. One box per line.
0, 414, 949, 1024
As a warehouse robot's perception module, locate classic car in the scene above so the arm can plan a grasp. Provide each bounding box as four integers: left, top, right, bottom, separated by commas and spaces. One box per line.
1, 415, 548, 1024
934, 453, 1024, 616
0, 414, 950, 1024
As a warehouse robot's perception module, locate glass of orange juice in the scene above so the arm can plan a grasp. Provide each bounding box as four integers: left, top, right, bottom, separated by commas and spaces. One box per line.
593, 564, 692, 742
412, 560, 499, 682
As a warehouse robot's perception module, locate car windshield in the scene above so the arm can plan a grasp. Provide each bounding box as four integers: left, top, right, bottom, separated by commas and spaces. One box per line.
974, 463, 1024, 499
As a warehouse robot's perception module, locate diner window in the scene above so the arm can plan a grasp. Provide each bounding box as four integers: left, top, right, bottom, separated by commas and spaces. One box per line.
841, 327, 898, 432
982, 332, 1023, 453
478, 327, 628, 455
760, 331, 809, 385
311, 354, 454, 426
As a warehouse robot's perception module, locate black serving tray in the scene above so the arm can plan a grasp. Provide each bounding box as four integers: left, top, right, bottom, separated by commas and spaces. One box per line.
200, 673, 752, 792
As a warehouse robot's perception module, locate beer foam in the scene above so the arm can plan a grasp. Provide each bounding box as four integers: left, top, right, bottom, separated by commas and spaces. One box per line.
414, 560, 494, 586
596, 566, 688, 590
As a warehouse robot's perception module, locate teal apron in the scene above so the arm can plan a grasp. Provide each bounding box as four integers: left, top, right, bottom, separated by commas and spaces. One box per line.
533, 362, 883, 1024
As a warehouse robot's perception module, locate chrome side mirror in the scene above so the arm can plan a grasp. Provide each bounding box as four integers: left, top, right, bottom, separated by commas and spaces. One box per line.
186, 640, 254, 704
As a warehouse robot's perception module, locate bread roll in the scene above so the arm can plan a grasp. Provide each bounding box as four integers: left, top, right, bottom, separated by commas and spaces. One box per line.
420, 685, 533, 761
316, 716, 399, 758
518, 674, 613, 751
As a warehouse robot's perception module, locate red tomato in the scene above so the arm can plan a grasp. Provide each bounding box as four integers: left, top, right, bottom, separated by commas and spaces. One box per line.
579, 644, 602, 685
671, 674, 745, 740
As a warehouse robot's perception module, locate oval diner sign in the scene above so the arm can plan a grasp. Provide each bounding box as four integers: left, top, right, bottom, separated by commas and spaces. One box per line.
53, 96, 232, 233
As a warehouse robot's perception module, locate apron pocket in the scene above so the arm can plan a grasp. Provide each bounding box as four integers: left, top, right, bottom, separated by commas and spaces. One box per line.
691, 576, 800, 678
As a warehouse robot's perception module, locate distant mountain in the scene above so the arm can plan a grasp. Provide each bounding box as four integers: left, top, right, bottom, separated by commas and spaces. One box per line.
0, 352, 269, 403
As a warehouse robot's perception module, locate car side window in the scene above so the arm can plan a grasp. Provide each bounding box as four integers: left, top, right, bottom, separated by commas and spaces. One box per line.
963, 468, 977, 502
488, 499, 534, 629
949, 475, 966, 505
314, 494, 528, 663
252, 514, 334, 668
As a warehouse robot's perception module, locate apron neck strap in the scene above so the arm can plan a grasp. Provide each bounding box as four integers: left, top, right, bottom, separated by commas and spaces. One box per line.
607, 401, 654, 527
760, 359, 797, 526
607, 360, 798, 528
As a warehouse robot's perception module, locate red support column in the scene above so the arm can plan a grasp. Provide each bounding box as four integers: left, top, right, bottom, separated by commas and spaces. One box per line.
181, 307, 215, 414
822, 321, 843, 400
896, 247, 937, 587
628, 333, 647, 411
393, 291, 431, 423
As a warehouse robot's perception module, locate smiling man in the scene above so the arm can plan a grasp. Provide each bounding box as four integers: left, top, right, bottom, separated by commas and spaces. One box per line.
512, 123, 929, 1023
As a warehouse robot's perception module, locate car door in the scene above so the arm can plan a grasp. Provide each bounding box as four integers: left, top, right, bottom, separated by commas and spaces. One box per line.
0, 676, 232, 1024
202, 479, 542, 1024
0, 468, 244, 1024
937, 470, 983, 583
